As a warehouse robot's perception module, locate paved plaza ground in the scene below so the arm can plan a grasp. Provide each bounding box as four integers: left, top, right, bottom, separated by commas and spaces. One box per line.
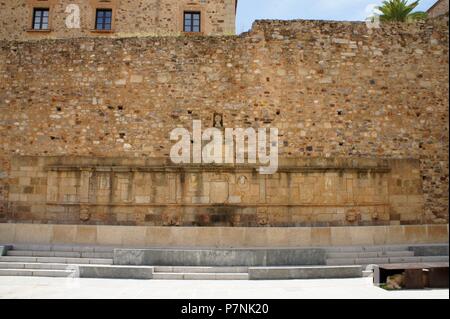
0, 276, 448, 299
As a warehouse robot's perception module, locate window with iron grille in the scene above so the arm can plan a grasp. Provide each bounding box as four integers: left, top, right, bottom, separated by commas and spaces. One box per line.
32, 8, 49, 30
184, 12, 201, 32
96, 9, 112, 30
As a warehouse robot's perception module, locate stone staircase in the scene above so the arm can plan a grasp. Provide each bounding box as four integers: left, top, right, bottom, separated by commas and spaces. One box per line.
152, 266, 249, 280
0, 244, 448, 280
0, 244, 113, 277
325, 245, 449, 276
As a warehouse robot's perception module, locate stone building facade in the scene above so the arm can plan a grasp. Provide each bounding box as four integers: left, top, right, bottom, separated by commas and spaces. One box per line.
0, 17, 448, 228
427, 0, 449, 18
0, 0, 237, 40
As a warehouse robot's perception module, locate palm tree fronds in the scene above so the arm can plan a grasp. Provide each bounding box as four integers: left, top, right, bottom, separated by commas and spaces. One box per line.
375, 0, 428, 22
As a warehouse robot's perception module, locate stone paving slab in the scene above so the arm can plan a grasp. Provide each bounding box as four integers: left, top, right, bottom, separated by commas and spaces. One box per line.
0, 276, 447, 299
248, 266, 362, 280
153, 272, 249, 280
154, 266, 249, 273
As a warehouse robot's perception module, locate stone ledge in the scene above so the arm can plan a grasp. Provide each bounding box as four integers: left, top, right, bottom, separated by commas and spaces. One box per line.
114, 248, 326, 266
12, 155, 393, 170
44, 164, 391, 174
78, 265, 153, 279
0, 223, 448, 248
42, 202, 390, 208
248, 265, 363, 280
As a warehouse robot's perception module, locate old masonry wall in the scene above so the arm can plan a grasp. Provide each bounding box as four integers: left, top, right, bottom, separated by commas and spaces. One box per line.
0, 18, 448, 227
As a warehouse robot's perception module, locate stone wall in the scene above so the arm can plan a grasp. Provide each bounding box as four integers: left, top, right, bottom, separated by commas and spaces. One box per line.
4, 156, 424, 226
0, 17, 448, 226
0, 0, 237, 40
427, 0, 449, 18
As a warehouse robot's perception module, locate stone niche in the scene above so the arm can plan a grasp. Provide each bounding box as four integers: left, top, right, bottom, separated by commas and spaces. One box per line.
5, 156, 424, 227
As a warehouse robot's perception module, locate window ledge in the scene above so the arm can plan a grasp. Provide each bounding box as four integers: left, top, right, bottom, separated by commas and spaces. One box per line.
183, 31, 204, 36
26, 29, 52, 33
90, 29, 115, 33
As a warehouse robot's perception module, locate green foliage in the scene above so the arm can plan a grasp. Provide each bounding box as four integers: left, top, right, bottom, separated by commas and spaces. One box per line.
377, 0, 428, 22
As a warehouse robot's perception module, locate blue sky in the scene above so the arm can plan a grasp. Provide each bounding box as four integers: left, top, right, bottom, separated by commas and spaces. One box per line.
236, 0, 437, 33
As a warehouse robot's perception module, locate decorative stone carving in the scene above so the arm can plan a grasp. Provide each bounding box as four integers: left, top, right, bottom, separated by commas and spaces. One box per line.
7, 157, 427, 226
162, 212, 181, 226
231, 214, 241, 226
372, 212, 379, 221
257, 210, 269, 226
238, 175, 247, 186
213, 113, 223, 129
79, 205, 91, 222
346, 209, 360, 223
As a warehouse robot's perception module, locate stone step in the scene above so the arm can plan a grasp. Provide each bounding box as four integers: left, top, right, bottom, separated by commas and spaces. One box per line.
6, 250, 113, 259
77, 265, 153, 279
0, 256, 113, 265
11, 244, 114, 253
326, 245, 413, 253
326, 255, 449, 266
154, 266, 249, 273
327, 251, 415, 258
387, 256, 449, 264
153, 272, 249, 280
248, 266, 363, 280
0, 262, 153, 279
0, 268, 74, 277
0, 262, 75, 270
